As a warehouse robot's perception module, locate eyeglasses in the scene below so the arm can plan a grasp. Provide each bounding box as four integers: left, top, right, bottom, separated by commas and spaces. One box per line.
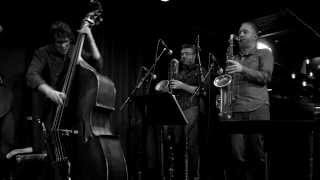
181, 52, 194, 56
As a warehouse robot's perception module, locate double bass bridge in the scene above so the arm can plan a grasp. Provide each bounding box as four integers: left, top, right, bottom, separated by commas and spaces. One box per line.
54, 129, 79, 136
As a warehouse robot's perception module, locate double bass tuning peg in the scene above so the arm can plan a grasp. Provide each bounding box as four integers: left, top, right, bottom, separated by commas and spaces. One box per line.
96, 17, 103, 24
89, 0, 103, 13
84, 10, 103, 26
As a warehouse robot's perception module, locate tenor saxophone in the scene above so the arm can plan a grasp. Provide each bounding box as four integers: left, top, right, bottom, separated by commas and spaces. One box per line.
213, 34, 236, 120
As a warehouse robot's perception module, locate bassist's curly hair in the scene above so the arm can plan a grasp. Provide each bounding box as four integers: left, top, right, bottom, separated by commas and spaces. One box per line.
49, 21, 75, 43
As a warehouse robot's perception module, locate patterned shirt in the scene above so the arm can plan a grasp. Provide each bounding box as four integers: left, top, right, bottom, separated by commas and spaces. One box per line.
231, 48, 274, 112
175, 63, 204, 110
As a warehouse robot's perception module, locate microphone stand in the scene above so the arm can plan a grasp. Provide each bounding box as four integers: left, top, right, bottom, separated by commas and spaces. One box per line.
193, 34, 206, 102
284, 8, 320, 39
119, 39, 167, 180
192, 34, 205, 179
191, 56, 215, 99
119, 45, 166, 111
196, 34, 205, 83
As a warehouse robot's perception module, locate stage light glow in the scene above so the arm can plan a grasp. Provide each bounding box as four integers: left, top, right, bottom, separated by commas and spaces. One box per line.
306, 58, 310, 65
161, 0, 169, 2
309, 72, 314, 78
302, 81, 307, 87
257, 41, 272, 52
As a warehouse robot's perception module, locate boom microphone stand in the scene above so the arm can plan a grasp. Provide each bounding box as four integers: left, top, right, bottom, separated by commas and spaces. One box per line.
119, 39, 166, 111
196, 34, 205, 82
119, 39, 168, 180
194, 34, 205, 178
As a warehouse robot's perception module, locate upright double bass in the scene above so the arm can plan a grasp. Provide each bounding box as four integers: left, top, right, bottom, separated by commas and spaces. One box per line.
45, 6, 128, 180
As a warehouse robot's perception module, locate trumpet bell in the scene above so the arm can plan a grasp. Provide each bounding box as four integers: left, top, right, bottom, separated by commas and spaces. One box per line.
214, 74, 232, 88
155, 80, 169, 92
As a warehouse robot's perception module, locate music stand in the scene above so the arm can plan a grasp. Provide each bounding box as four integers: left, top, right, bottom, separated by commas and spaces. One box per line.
147, 92, 188, 125
146, 92, 188, 180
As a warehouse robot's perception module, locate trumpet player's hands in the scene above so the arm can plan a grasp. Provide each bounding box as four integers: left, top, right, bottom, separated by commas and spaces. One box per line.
170, 80, 197, 94
169, 80, 184, 90
226, 60, 243, 74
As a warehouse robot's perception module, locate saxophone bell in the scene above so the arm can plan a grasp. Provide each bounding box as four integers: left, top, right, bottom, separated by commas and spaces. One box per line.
213, 74, 232, 88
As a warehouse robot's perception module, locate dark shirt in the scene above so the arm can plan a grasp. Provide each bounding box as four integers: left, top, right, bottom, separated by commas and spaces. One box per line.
231, 48, 274, 112
175, 63, 204, 110
0, 86, 13, 118
26, 44, 102, 90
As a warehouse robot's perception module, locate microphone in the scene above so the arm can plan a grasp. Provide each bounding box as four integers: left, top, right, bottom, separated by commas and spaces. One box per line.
231, 34, 240, 41
160, 39, 173, 55
141, 66, 157, 80
209, 52, 223, 74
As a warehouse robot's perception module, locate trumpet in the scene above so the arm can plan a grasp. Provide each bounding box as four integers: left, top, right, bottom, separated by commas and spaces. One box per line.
213, 34, 236, 120
155, 58, 179, 93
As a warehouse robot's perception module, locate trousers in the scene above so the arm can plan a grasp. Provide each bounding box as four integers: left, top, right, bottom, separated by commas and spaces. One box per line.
225, 104, 269, 180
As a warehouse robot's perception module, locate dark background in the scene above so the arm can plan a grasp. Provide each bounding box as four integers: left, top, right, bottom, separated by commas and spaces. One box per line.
1, 1, 320, 179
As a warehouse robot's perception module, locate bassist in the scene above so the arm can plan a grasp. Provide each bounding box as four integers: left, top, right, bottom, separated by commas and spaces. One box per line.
26, 20, 103, 179
26, 20, 102, 109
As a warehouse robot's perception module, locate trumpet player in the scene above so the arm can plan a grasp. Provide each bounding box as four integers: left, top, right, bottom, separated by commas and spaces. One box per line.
169, 43, 206, 180
224, 22, 274, 180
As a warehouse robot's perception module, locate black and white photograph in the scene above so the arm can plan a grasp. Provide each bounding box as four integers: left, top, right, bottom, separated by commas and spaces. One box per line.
1, 1, 320, 180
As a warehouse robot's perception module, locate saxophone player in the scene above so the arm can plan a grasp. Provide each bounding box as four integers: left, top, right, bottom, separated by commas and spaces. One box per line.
224, 22, 274, 180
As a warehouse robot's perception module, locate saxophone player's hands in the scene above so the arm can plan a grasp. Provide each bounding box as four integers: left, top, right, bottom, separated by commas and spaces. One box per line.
226, 60, 243, 74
